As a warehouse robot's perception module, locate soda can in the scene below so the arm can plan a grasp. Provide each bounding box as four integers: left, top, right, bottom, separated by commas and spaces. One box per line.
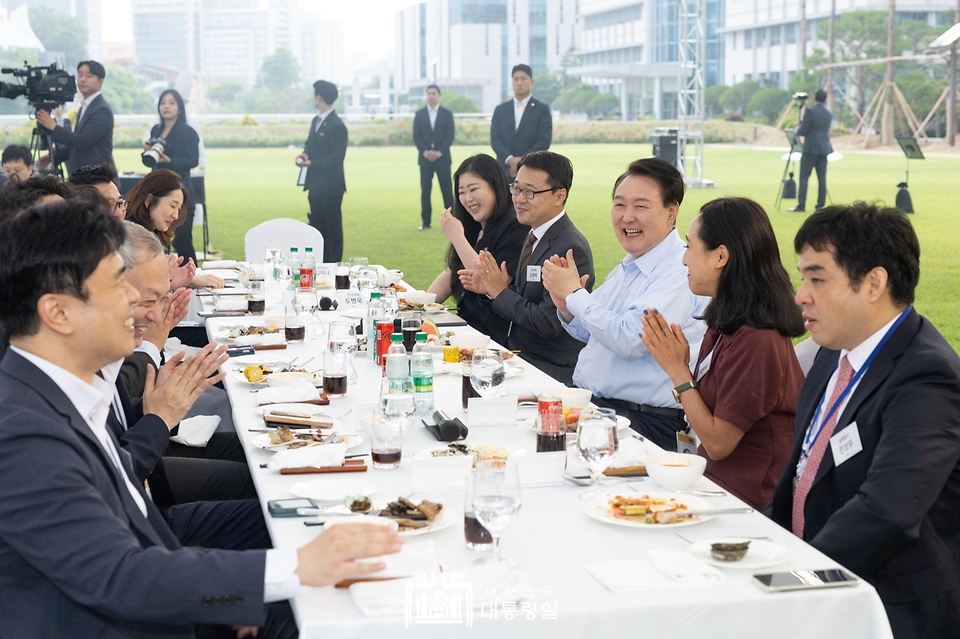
538, 395, 563, 434
375, 320, 394, 367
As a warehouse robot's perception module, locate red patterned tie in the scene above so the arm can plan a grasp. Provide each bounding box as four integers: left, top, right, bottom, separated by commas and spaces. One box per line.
792, 355, 855, 538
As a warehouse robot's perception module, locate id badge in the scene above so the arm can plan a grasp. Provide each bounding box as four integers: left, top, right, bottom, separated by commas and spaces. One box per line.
677, 431, 698, 455
829, 422, 863, 466
526, 265, 542, 283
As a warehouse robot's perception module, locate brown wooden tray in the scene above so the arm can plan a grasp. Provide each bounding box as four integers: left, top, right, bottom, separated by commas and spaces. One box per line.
279, 459, 367, 475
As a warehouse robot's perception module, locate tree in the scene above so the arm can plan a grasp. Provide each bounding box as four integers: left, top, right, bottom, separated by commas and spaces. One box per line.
897, 70, 947, 133
532, 70, 563, 105
748, 88, 791, 124
101, 65, 154, 114
259, 47, 299, 91
587, 93, 620, 118
704, 84, 726, 117
207, 82, 245, 106
554, 84, 599, 113
420, 91, 479, 113
719, 80, 761, 115
27, 6, 86, 69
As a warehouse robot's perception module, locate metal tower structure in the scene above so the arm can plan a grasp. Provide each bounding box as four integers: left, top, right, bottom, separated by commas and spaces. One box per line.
676, 0, 711, 187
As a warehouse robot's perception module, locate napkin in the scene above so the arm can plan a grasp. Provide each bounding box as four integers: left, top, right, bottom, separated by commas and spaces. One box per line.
586, 551, 724, 593
201, 260, 240, 270
266, 442, 347, 470
213, 298, 248, 312
350, 561, 531, 618
235, 333, 285, 347
256, 380, 320, 405
169, 415, 221, 447
607, 437, 650, 469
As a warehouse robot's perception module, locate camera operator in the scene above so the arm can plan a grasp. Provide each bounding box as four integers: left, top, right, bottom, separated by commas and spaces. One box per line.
35, 60, 115, 173
789, 89, 833, 213
143, 89, 200, 265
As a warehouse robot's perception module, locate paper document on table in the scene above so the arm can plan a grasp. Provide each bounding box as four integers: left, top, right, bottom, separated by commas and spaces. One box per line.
510, 451, 565, 487
587, 550, 724, 592
411, 455, 474, 492
466, 396, 518, 426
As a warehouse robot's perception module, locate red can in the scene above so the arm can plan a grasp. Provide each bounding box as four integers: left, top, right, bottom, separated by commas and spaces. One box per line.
537, 395, 563, 434
375, 320, 394, 367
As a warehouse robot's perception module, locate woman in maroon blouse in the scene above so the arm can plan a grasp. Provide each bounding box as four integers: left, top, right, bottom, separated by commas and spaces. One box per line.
640, 197, 805, 509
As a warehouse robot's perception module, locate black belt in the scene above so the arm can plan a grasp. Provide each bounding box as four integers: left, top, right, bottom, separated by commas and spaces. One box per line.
622, 401, 685, 421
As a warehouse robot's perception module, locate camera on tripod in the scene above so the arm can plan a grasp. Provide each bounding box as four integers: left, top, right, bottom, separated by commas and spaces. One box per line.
0, 62, 76, 112
142, 137, 166, 167
792, 92, 809, 105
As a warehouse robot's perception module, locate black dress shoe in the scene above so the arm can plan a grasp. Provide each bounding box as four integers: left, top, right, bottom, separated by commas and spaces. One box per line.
787, 205, 806, 213
418, 225, 431, 230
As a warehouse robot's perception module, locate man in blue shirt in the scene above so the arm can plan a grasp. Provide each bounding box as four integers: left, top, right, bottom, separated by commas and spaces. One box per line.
542, 158, 708, 450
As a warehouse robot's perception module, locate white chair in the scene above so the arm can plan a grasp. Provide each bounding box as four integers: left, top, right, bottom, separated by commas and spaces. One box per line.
244, 218, 324, 263
794, 337, 821, 377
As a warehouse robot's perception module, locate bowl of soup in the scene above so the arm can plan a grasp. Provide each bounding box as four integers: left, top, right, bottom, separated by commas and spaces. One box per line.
645, 452, 706, 490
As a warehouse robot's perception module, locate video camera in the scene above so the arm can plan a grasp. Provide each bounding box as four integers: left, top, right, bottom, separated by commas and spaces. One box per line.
0, 62, 76, 112
792, 92, 808, 104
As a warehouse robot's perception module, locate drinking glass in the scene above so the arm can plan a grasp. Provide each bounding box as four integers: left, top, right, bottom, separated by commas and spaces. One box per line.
400, 312, 422, 353
470, 348, 506, 398
322, 349, 348, 397
357, 267, 379, 299
275, 263, 292, 291
376, 384, 414, 469
464, 474, 494, 553
294, 288, 323, 340
348, 257, 368, 289
264, 245, 283, 285
575, 408, 620, 500
381, 290, 399, 321
284, 306, 305, 344
328, 320, 358, 384
471, 460, 521, 566
247, 279, 265, 315
335, 263, 350, 290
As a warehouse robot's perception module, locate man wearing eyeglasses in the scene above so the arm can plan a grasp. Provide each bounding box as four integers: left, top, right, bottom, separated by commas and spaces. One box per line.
68, 163, 125, 217
472, 151, 594, 384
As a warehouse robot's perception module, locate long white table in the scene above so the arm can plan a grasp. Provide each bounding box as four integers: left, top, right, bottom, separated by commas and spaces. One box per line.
206, 293, 893, 639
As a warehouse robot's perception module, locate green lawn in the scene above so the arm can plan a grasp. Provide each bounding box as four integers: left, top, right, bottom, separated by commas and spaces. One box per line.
115, 144, 960, 349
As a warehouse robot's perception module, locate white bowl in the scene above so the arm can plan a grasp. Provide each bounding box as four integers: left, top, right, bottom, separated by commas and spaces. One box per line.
267, 371, 313, 387
645, 453, 707, 490
401, 291, 437, 304
448, 334, 490, 350
380, 269, 403, 286
547, 386, 593, 408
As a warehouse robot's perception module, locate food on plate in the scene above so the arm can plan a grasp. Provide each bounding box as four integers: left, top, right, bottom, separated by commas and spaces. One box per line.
429, 442, 509, 467
562, 407, 582, 429
266, 426, 325, 449
382, 284, 407, 293
242, 364, 318, 383
606, 494, 699, 524
268, 426, 295, 444
423, 302, 446, 313
346, 496, 373, 513
225, 325, 281, 339
398, 300, 424, 312
710, 541, 751, 562
379, 497, 444, 530
243, 365, 265, 383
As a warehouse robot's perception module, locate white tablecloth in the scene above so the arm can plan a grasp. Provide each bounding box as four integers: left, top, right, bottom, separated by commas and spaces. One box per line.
206, 293, 893, 639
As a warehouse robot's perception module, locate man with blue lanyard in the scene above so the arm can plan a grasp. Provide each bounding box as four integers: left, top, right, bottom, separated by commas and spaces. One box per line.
769, 202, 960, 639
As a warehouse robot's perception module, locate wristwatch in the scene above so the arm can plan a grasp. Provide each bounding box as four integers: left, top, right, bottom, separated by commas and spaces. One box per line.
672, 380, 699, 403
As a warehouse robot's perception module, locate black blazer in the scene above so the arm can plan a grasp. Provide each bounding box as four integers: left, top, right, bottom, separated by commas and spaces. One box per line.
0, 352, 267, 638
769, 310, 960, 637
797, 103, 833, 155
413, 105, 455, 165
491, 213, 594, 382
48, 94, 115, 173
302, 110, 348, 195
490, 98, 553, 173
147, 122, 200, 188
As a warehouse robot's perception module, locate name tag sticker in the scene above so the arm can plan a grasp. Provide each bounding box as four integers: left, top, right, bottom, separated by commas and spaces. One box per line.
829, 422, 863, 467
526, 265, 541, 283
677, 431, 698, 455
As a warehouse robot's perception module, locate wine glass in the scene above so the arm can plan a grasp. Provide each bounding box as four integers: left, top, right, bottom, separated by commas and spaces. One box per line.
348, 257, 368, 288
293, 288, 323, 340
470, 348, 506, 398
328, 320, 358, 384
357, 267, 379, 299
276, 263, 292, 291
471, 460, 522, 566
376, 380, 415, 469
575, 408, 620, 501
381, 290, 399, 321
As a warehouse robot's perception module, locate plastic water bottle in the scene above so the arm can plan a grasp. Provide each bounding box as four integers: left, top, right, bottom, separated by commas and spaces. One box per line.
287, 247, 300, 289
300, 247, 315, 289
367, 291, 384, 362
411, 332, 435, 417
385, 334, 409, 392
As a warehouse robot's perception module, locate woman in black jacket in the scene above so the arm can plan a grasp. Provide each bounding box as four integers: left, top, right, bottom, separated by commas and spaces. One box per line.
143, 89, 200, 264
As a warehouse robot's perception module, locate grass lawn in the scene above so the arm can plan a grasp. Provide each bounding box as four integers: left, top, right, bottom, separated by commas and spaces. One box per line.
115, 144, 960, 350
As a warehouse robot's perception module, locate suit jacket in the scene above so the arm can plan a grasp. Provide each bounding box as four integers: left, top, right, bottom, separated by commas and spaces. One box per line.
491, 214, 594, 382
413, 105, 455, 166
490, 98, 553, 173
148, 122, 200, 190
48, 94, 116, 173
302, 110, 347, 195
797, 103, 833, 156
770, 310, 960, 636
0, 352, 267, 638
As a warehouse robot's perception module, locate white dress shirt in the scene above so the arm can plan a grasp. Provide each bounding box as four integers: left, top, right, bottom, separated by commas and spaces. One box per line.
427, 104, 439, 131
528, 209, 566, 255
513, 95, 531, 131
315, 108, 333, 131
77, 90, 102, 127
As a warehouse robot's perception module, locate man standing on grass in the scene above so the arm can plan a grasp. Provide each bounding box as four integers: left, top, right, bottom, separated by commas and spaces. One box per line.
490, 64, 552, 180
789, 89, 832, 213
412, 85, 455, 231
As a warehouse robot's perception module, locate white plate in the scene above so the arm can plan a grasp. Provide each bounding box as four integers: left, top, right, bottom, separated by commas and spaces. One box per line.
321, 505, 456, 537
584, 492, 713, 529
234, 371, 323, 387
523, 414, 631, 433
433, 360, 525, 378
252, 431, 362, 452
687, 538, 790, 570
255, 403, 325, 417
234, 355, 296, 367
291, 479, 376, 503
415, 443, 523, 463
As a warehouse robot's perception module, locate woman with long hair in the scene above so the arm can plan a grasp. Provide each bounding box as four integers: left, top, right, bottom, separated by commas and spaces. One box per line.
640, 197, 805, 509
126, 169, 222, 289
143, 89, 200, 264
427, 154, 529, 345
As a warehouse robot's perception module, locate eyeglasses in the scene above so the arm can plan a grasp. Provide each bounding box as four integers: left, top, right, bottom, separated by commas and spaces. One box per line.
508, 185, 557, 200
113, 199, 128, 212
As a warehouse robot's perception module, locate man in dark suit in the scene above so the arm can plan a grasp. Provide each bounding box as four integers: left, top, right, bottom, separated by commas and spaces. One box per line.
490, 64, 553, 180
296, 79, 348, 263
36, 60, 116, 174
789, 89, 833, 213
474, 151, 594, 384
0, 200, 403, 638
412, 85, 455, 230
769, 203, 960, 639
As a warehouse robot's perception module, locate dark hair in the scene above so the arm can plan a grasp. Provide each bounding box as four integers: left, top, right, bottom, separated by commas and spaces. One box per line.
613, 157, 684, 207
794, 201, 920, 306
0, 174, 73, 220
125, 169, 188, 246
814, 89, 827, 103
313, 80, 339, 105
153, 89, 188, 136
0, 198, 125, 339
446, 154, 517, 295
72, 184, 113, 211
516, 151, 573, 204
511, 64, 533, 79
426, 84, 441, 94
1, 145, 32, 167
77, 60, 106, 79
697, 198, 805, 337
68, 162, 118, 187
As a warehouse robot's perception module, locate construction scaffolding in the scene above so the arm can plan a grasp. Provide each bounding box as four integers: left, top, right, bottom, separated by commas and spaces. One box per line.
676, 0, 712, 187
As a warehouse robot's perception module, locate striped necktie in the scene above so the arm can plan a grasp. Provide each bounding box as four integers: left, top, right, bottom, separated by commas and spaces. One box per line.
517, 232, 537, 280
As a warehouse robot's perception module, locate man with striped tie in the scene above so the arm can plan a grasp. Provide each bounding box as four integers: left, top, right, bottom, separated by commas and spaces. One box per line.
770, 203, 960, 639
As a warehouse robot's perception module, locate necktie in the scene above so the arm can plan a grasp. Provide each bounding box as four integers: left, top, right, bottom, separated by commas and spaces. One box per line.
792, 355, 855, 538
517, 232, 537, 281
76, 105, 84, 127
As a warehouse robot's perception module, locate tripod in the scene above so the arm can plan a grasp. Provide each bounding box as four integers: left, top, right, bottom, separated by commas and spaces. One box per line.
774, 128, 803, 211
28, 116, 65, 178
